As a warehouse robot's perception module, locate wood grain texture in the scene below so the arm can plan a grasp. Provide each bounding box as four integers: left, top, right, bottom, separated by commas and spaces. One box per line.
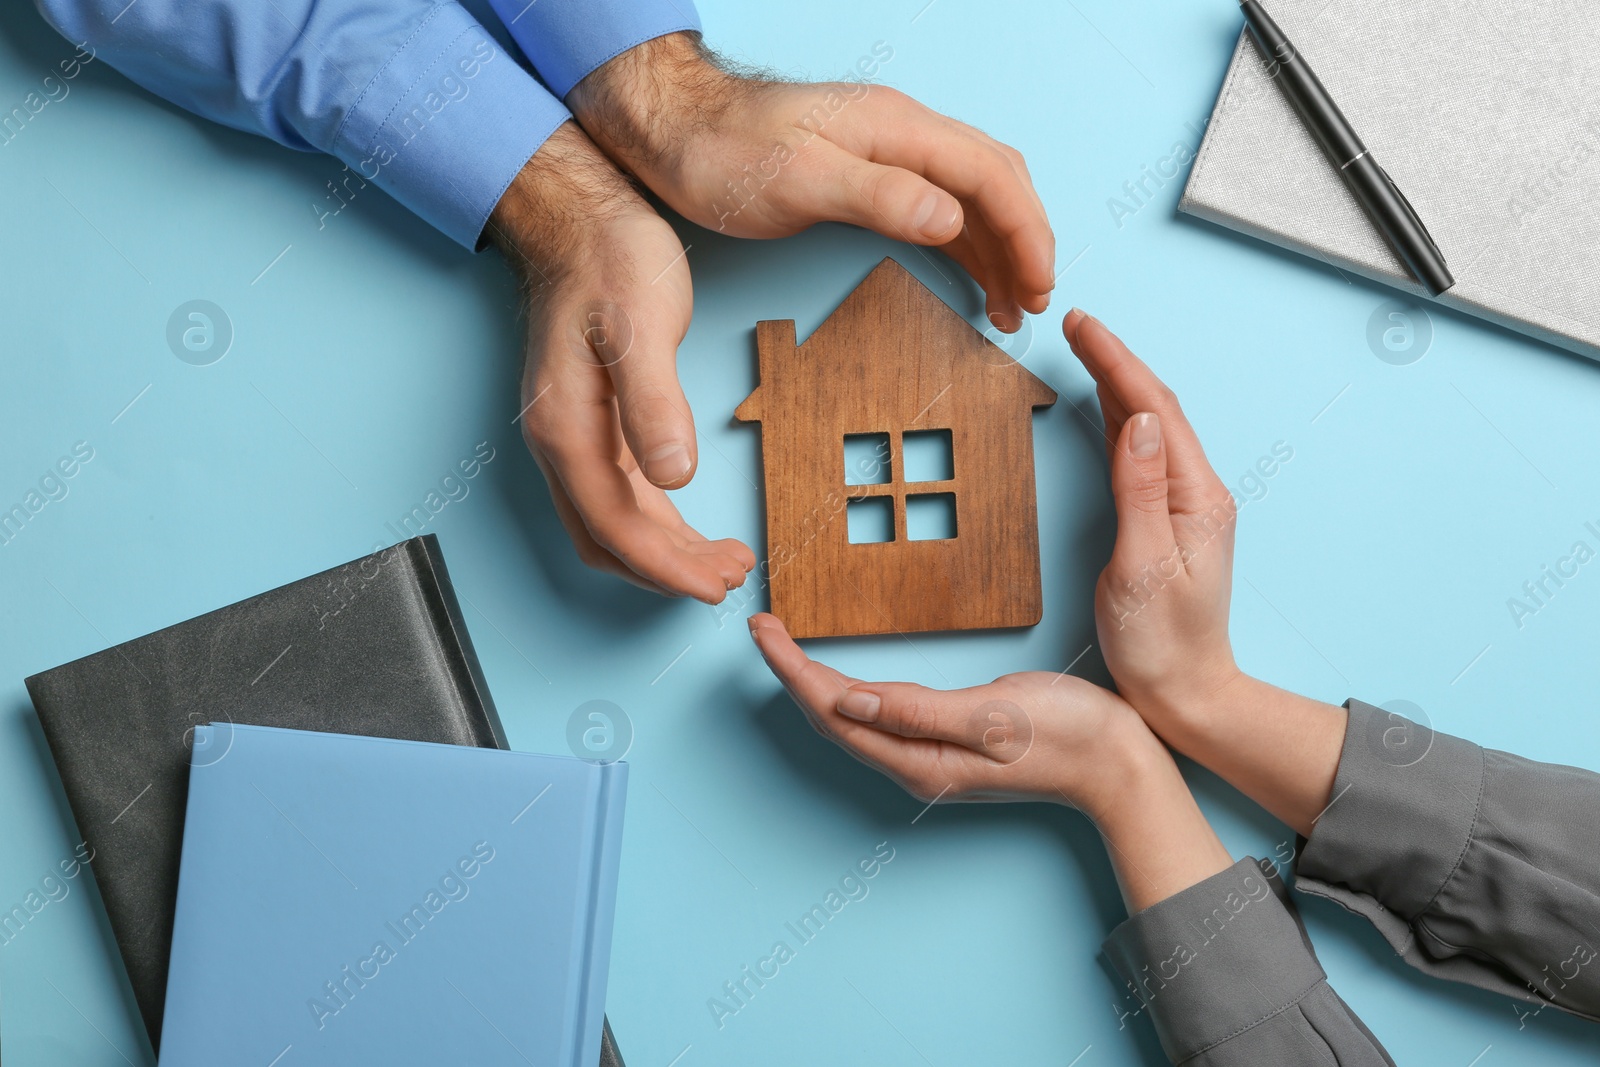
735, 258, 1056, 638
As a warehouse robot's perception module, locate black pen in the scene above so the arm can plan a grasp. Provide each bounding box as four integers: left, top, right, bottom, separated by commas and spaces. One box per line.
1239, 0, 1453, 295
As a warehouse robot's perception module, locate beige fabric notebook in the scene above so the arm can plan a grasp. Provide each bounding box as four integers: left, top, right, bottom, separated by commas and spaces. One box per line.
1181, 1, 1600, 359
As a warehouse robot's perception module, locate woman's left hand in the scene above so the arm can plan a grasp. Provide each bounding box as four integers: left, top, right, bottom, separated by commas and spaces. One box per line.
745, 614, 1235, 915
747, 613, 1157, 817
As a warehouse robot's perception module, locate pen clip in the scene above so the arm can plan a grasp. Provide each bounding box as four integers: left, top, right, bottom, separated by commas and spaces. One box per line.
1377, 163, 1448, 269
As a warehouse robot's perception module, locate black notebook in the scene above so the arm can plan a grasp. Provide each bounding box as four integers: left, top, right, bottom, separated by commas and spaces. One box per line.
25, 536, 508, 1049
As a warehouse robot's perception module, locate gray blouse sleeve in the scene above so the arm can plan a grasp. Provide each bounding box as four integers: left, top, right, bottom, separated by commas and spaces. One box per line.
1295, 699, 1600, 1021
1101, 857, 1395, 1065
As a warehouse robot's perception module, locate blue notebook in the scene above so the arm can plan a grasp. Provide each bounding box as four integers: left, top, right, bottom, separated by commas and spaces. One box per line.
159, 724, 627, 1066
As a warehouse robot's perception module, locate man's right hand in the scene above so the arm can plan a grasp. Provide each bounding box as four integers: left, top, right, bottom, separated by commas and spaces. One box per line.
488, 122, 754, 602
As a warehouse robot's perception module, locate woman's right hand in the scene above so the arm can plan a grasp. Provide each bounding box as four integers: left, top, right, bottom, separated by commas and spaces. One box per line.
1064, 310, 1244, 740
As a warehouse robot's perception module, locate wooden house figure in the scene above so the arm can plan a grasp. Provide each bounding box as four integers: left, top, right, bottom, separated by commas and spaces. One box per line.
735, 258, 1057, 638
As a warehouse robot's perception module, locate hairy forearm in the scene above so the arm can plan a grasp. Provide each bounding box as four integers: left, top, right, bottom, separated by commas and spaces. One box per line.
566, 31, 735, 184
1159, 674, 1346, 839
1084, 730, 1234, 915
487, 120, 644, 281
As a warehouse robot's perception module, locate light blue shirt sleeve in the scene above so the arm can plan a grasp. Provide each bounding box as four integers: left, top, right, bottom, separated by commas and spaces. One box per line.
32, 0, 570, 249
485, 0, 702, 98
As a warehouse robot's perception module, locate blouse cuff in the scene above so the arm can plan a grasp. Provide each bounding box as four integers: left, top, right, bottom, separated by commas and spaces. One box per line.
1103, 858, 1328, 1063
1295, 699, 1484, 956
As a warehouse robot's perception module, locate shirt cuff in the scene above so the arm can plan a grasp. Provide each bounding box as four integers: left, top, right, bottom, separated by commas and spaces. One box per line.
488, 0, 702, 98
1295, 699, 1484, 953
1101, 858, 1330, 1063
331, 1, 570, 249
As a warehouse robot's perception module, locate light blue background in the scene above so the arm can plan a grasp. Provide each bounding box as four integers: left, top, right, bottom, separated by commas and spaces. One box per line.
3, 1, 1598, 1064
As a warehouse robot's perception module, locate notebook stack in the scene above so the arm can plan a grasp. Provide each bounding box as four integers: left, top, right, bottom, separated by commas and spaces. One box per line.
24, 536, 629, 1065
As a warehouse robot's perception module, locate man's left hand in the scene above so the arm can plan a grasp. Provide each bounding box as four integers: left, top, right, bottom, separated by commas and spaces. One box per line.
569, 32, 1055, 332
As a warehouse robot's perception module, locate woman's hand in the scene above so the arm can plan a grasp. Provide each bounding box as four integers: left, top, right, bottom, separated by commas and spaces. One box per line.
747, 612, 1234, 912
568, 32, 1054, 332
1066, 310, 1345, 835
1065, 309, 1244, 737
747, 613, 1155, 816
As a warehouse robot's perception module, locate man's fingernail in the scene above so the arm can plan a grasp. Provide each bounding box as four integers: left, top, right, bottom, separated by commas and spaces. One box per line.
912, 192, 959, 239
837, 690, 881, 722
644, 443, 691, 484
1130, 412, 1161, 459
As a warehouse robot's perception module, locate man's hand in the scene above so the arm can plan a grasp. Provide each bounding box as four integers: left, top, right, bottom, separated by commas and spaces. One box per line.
489, 122, 754, 602
569, 33, 1054, 332
1064, 309, 1243, 733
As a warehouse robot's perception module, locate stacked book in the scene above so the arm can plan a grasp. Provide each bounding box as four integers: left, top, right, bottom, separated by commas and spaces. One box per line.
24, 536, 627, 1066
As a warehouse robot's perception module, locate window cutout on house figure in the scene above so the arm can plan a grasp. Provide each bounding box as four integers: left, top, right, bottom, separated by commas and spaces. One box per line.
906, 493, 957, 541
846, 496, 895, 544
901, 429, 954, 483
843, 433, 892, 486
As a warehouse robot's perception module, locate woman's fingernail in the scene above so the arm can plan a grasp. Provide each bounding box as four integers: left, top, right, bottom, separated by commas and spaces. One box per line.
913, 192, 959, 239
1130, 412, 1161, 459
837, 689, 881, 722
644, 443, 691, 485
